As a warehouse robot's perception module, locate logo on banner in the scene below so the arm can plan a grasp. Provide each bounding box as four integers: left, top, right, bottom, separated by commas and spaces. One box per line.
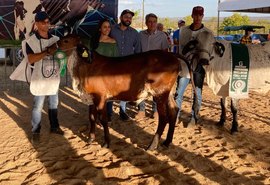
229, 44, 250, 99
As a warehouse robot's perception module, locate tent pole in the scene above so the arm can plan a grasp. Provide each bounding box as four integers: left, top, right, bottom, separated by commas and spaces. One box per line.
217, 0, 220, 36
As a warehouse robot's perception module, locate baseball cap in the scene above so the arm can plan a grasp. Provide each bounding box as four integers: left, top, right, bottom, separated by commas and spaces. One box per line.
192, 6, 204, 15
120, 9, 135, 17
178, 19, 185, 24
35, 11, 50, 22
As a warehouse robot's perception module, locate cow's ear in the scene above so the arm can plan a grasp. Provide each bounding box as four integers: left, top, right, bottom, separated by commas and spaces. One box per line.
182, 40, 198, 55
76, 44, 91, 63
214, 42, 225, 57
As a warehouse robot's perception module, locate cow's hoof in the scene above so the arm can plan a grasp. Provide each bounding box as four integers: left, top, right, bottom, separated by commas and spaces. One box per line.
162, 140, 171, 148
102, 142, 110, 148
146, 144, 158, 151
230, 128, 238, 135
147, 134, 160, 151
230, 122, 238, 134
216, 121, 225, 127
87, 138, 95, 144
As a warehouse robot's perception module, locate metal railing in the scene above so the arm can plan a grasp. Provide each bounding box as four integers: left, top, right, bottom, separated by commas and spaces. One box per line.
0, 47, 71, 94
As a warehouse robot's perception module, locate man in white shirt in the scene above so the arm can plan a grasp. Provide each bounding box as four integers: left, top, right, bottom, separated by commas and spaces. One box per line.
175, 6, 212, 126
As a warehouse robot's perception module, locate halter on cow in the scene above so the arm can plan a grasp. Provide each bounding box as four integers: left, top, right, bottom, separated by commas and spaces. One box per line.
55, 34, 189, 150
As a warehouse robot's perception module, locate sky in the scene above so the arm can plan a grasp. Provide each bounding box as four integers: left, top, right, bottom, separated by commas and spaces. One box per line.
118, 0, 269, 18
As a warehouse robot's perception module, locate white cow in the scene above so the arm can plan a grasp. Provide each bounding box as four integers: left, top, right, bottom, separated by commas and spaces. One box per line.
183, 31, 270, 133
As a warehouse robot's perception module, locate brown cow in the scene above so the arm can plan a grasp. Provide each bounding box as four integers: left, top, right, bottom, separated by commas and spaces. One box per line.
56, 34, 185, 150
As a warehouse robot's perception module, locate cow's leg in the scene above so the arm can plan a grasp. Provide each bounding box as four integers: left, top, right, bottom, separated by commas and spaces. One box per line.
231, 98, 239, 134
88, 104, 97, 144
96, 98, 111, 148
192, 89, 199, 123
217, 97, 226, 127
163, 94, 178, 147
99, 111, 110, 148
92, 96, 111, 148
192, 71, 205, 124
147, 94, 169, 151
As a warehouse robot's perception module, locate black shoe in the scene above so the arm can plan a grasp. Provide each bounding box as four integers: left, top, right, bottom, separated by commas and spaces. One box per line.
120, 112, 130, 121
50, 127, 64, 135
108, 116, 112, 123
31, 133, 40, 145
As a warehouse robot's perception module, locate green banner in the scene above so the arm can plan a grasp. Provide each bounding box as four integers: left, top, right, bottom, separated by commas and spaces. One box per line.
229, 43, 250, 99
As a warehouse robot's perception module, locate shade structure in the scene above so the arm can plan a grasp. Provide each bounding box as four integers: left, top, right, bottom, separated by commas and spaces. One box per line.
218, 0, 270, 14
223, 25, 265, 31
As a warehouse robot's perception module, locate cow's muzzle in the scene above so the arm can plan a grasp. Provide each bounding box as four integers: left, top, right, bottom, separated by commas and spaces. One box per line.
199, 58, 209, 65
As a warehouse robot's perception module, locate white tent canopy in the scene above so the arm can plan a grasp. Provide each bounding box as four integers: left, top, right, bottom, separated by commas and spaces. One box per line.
218, 0, 270, 14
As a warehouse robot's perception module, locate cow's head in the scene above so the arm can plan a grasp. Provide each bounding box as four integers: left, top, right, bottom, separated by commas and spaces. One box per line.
183, 31, 225, 65
15, 1, 27, 20
56, 34, 92, 63
56, 34, 81, 56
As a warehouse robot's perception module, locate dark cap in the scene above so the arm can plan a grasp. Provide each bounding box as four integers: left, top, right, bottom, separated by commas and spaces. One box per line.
192, 6, 204, 15
35, 11, 49, 22
120, 9, 134, 17
178, 19, 185, 24
246, 27, 255, 32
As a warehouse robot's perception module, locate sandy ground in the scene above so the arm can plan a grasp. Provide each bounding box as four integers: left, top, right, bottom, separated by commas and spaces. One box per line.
0, 83, 269, 185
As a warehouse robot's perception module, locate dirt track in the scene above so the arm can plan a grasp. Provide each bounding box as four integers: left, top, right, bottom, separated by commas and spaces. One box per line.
0, 84, 269, 185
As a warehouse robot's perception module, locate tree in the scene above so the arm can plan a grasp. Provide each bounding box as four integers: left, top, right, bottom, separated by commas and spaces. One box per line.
220, 13, 250, 34
183, 16, 192, 26
205, 17, 218, 32
133, 9, 140, 19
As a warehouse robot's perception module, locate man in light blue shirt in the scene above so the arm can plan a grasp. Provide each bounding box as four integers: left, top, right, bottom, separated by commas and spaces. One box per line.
111, 9, 141, 121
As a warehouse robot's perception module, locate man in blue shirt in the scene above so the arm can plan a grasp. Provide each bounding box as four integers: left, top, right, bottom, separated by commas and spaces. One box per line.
111, 9, 141, 121
172, 19, 185, 53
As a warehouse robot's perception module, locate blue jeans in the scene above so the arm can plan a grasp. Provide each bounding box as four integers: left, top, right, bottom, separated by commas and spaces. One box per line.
174, 76, 202, 118
31, 93, 58, 133
119, 101, 126, 114
138, 101, 157, 112
106, 101, 113, 117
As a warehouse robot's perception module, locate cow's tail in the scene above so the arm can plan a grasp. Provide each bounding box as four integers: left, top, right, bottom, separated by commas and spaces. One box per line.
167, 78, 179, 130
169, 78, 177, 101
168, 73, 179, 114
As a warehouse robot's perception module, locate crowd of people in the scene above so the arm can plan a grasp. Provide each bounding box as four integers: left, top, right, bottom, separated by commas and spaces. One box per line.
19, 5, 262, 145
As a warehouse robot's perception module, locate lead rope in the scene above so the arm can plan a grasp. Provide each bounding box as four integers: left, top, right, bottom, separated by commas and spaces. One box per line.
183, 54, 199, 123
40, 39, 56, 78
